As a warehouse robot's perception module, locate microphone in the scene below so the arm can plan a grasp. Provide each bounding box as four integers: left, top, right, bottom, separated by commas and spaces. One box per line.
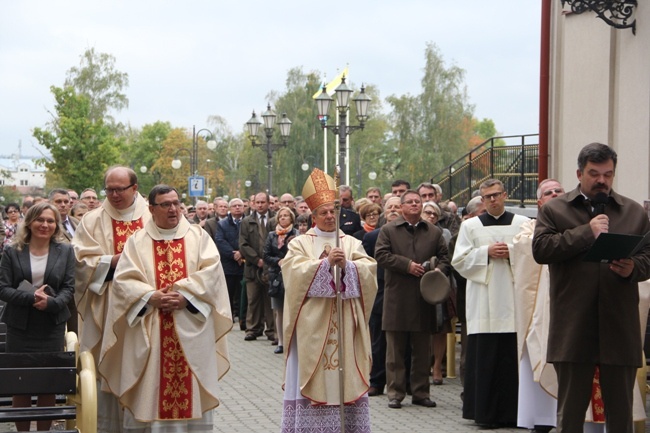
593, 192, 608, 216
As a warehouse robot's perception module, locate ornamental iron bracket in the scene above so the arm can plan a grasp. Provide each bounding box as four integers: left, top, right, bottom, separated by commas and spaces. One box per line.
561, 0, 637, 34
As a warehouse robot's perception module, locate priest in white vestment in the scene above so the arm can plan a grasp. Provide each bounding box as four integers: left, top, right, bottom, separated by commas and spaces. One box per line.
280, 169, 377, 433
452, 179, 529, 429
99, 185, 232, 433
73, 166, 151, 433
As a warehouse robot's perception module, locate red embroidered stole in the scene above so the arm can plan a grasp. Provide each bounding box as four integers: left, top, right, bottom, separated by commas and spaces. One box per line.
590, 365, 605, 422
111, 218, 144, 254
153, 238, 193, 420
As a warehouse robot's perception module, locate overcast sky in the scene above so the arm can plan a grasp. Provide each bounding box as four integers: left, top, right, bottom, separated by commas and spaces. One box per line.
0, 1, 542, 158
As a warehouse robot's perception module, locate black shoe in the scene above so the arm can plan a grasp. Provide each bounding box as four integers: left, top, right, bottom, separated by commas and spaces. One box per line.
412, 398, 436, 408
477, 423, 499, 430
405, 384, 412, 395
388, 399, 401, 409
244, 334, 257, 341
531, 427, 553, 433
367, 386, 384, 397
271, 339, 279, 346
239, 320, 246, 331
274, 346, 283, 354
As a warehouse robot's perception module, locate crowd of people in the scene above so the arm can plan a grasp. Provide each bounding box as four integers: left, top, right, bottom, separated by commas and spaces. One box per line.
0, 142, 648, 433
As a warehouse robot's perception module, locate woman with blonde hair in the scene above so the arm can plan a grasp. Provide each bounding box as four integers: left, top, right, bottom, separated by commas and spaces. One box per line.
264, 206, 298, 354
0, 202, 75, 431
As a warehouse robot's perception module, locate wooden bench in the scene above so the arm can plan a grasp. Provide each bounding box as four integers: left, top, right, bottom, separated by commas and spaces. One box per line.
0, 332, 97, 433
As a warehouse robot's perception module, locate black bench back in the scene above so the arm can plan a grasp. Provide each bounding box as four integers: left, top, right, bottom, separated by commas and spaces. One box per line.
0, 351, 76, 396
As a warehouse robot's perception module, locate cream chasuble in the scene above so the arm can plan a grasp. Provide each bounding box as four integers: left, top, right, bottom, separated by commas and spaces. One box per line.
73, 194, 150, 364
99, 218, 231, 424
281, 228, 377, 404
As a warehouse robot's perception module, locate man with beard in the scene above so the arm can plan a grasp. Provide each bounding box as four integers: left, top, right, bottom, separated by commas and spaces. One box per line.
533, 143, 650, 433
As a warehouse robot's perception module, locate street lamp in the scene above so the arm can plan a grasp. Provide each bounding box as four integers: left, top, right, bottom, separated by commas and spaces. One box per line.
171, 126, 217, 203
301, 156, 320, 172
315, 76, 371, 185
245, 104, 291, 195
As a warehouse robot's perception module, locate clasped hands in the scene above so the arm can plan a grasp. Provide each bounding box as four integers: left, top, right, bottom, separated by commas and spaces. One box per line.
488, 242, 509, 259
327, 247, 347, 268
32, 285, 50, 311
148, 284, 188, 312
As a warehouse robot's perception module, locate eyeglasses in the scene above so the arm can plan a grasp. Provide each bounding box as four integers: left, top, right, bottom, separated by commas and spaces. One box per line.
6, 210, 18, 214
541, 188, 564, 197
365, 212, 379, 218
151, 201, 181, 209
104, 184, 135, 195
423, 210, 439, 217
481, 191, 505, 201
80, 195, 98, 201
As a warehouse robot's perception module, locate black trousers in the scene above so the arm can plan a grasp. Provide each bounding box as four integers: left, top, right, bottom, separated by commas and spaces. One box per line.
369, 280, 386, 389
224, 274, 242, 319
463, 332, 518, 426
554, 362, 636, 433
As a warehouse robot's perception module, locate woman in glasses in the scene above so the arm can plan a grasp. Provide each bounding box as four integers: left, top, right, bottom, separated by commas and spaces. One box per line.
421, 201, 453, 385
354, 202, 383, 241
0, 202, 75, 431
2, 203, 22, 253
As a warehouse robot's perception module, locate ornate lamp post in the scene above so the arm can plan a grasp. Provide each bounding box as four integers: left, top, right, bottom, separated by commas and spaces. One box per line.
171, 126, 217, 203
315, 76, 371, 185
245, 104, 291, 195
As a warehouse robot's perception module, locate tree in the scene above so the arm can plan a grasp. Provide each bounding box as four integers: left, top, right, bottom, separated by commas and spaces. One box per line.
206, 115, 244, 199
122, 121, 173, 193
386, 42, 474, 183
65, 48, 129, 127
33, 86, 123, 192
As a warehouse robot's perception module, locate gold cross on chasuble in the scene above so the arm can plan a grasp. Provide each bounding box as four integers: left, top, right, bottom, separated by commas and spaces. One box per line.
153, 238, 193, 420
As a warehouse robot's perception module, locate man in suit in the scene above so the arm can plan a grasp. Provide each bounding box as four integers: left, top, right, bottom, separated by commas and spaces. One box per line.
339, 185, 362, 236
239, 192, 276, 342
49, 189, 78, 240
48, 188, 79, 333
533, 143, 650, 433
375, 190, 450, 409
192, 200, 210, 226
216, 198, 245, 321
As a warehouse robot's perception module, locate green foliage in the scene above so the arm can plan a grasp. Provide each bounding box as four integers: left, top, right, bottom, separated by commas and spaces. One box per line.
33, 86, 123, 192
386, 42, 474, 184
65, 47, 129, 126
0, 186, 23, 205
122, 121, 173, 194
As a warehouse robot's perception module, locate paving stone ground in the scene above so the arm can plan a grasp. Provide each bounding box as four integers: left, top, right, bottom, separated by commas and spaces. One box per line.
3, 327, 650, 432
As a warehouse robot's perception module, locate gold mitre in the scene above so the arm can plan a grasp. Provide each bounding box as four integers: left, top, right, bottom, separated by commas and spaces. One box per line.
302, 168, 336, 211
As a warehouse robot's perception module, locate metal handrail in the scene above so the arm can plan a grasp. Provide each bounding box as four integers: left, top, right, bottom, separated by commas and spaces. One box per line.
430, 134, 539, 208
